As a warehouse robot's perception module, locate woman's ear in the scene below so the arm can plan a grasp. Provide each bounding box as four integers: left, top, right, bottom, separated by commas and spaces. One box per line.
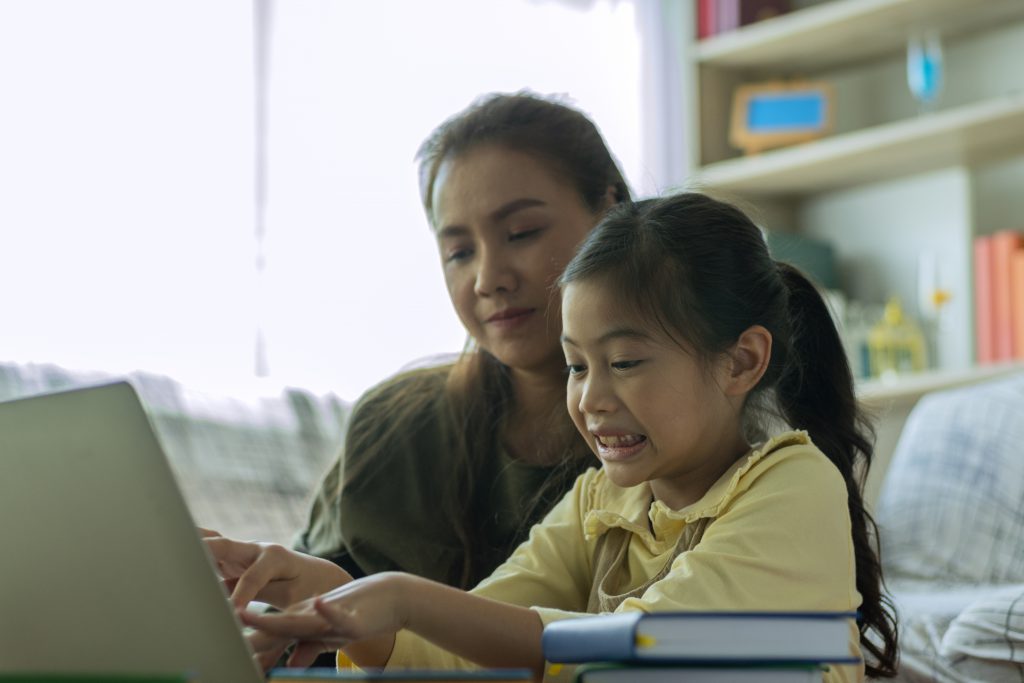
602, 184, 620, 210
723, 325, 772, 396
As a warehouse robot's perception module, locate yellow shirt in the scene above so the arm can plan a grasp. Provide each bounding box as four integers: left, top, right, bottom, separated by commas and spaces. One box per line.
369, 431, 864, 682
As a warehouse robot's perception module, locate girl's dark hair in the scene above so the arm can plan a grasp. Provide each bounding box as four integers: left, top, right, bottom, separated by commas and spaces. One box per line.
416, 92, 631, 587
559, 193, 898, 678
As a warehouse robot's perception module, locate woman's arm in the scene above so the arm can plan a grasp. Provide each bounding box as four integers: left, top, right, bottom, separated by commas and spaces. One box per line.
202, 528, 352, 609
299, 367, 468, 584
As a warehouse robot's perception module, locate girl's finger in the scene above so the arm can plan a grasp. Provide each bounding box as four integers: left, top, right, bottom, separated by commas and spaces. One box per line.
239, 608, 336, 640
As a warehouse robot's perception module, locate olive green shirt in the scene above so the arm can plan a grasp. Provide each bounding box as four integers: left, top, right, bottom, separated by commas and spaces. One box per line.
295, 363, 574, 587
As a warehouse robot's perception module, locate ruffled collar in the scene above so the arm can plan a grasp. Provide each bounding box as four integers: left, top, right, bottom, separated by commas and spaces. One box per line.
583, 430, 811, 549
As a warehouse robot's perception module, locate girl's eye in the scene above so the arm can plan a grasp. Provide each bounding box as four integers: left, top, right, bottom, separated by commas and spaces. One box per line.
566, 363, 586, 376
509, 228, 543, 242
611, 360, 642, 371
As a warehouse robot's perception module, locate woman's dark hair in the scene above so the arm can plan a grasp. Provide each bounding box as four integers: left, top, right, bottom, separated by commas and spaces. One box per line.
559, 193, 899, 678
412, 92, 630, 587
417, 91, 630, 217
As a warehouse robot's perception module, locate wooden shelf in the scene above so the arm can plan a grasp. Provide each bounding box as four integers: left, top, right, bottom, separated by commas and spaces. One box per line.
693, 0, 1024, 73
693, 92, 1024, 198
857, 361, 1024, 405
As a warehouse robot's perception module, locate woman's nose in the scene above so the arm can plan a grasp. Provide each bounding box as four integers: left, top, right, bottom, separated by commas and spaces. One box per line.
473, 247, 518, 297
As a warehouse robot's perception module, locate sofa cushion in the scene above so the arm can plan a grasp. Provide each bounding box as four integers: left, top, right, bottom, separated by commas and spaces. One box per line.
875, 373, 1024, 584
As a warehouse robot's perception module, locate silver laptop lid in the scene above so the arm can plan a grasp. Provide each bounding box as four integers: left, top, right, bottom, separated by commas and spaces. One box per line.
0, 381, 263, 681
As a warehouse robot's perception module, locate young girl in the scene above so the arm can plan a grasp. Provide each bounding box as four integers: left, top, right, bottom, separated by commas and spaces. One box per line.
239, 193, 899, 682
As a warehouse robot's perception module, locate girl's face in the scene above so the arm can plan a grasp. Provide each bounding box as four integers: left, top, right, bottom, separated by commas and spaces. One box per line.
432, 144, 604, 375
560, 279, 749, 509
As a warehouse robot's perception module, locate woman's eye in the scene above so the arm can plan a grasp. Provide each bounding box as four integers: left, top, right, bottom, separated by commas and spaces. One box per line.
611, 360, 642, 371
445, 248, 472, 263
509, 228, 543, 242
566, 363, 586, 376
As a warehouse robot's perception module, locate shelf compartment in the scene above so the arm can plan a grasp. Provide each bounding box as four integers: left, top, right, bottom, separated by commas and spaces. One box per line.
693, 92, 1024, 198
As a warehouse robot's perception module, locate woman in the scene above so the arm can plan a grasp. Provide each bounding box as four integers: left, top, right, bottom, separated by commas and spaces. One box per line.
205, 91, 631, 611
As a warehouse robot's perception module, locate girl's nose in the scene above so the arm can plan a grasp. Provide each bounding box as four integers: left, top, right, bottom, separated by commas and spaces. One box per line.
578, 373, 616, 415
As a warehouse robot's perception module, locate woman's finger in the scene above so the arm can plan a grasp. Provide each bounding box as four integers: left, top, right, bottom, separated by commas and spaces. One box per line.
229, 545, 295, 608
245, 624, 293, 656
255, 643, 289, 673
197, 527, 222, 539
287, 640, 337, 668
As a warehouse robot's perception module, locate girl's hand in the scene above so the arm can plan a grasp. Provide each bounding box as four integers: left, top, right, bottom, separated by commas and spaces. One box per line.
239, 572, 408, 671
199, 527, 352, 610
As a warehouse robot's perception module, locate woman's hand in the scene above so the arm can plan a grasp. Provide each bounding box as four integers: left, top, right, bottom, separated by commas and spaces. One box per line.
239, 572, 408, 671
200, 528, 352, 610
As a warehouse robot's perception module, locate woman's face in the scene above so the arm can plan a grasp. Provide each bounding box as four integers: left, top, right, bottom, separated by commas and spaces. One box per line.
431, 144, 604, 374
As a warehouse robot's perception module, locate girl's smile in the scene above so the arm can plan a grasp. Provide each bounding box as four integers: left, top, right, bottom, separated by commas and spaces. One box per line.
591, 430, 648, 461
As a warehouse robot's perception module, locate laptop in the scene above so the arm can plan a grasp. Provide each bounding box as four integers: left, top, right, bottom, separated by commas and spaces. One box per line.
0, 381, 264, 681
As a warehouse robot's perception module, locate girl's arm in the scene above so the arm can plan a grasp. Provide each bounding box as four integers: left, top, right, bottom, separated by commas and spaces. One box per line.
240, 571, 546, 678
390, 573, 545, 673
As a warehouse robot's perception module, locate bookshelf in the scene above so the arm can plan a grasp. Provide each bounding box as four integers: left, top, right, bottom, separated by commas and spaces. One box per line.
675, 0, 1024, 388
692, 0, 1024, 72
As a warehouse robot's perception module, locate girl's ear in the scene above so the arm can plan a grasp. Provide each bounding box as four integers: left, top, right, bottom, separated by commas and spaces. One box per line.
723, 325, 772, 396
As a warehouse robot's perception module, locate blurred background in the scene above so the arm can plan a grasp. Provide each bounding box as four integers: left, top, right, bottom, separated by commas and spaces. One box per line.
0, 0, 666, 400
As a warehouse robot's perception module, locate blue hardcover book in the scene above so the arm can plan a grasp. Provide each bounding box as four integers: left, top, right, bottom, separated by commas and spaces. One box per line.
542, 611, 860, 665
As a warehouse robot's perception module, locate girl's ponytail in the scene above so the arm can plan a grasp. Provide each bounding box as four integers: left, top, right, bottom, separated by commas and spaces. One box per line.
776, 262, 899, 678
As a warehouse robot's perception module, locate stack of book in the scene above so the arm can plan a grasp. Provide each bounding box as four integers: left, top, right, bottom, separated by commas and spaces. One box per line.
697, 0, 791, 40
268, 670, 531, 682
974, 230, 1024, 363
0, 677, 195, 683
542, 611, 859, 682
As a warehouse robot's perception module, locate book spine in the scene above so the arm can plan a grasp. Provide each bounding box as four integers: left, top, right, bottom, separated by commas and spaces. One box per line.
974, 236, 995, 363
698, 0, 715, 39
1011, 247, 1024, 359
542, 615, 640, 663
992, 231, 1024, 361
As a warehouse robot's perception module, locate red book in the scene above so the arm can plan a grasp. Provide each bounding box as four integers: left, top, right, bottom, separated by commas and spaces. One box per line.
992, 230, 1024, 361
1011, 248, 1024, 360
974, 236, 995, 363
698, 0, 716, 39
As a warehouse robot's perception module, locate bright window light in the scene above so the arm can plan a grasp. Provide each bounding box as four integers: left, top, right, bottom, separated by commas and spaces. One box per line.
0, 0, 645, 401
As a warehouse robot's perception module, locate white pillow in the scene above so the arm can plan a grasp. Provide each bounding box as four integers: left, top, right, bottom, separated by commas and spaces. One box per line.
940, 584, 1024, 662
875, 374, 1024, 584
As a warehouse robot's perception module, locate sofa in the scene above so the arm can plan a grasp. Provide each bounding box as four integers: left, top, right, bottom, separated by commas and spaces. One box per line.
0, 361, 349, 546
874, 372, 1024, 682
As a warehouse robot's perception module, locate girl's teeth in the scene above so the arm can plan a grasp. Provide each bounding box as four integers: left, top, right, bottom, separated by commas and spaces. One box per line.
599, 434, 644, 447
